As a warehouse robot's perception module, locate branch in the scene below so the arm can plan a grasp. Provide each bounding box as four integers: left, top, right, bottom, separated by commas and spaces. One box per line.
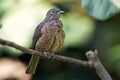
86, 50, 113, 80
0, 38, 91, 68
0, 38, 113, 80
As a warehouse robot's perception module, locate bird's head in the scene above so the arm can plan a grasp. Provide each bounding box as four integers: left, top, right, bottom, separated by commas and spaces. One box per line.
45, 8, 64, 20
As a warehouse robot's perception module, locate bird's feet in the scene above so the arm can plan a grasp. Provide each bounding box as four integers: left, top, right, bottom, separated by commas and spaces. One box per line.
43, 52, 48, 58
51, 53, 55, 60
43, 52, 55, 60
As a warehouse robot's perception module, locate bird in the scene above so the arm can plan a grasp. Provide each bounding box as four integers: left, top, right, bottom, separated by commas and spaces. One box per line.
26, 8, 65, 74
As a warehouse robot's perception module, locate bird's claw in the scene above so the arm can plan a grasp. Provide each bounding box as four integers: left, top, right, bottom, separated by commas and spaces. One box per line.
43, 52, 55, 60
43, 52, 48, 58
51, 53, 55, 60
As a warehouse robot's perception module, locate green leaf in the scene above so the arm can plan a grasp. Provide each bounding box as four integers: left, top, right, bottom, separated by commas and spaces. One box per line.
81, 0, 120, 20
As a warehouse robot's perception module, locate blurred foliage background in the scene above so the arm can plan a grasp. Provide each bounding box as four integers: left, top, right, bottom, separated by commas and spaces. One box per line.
0, 0, 120, 80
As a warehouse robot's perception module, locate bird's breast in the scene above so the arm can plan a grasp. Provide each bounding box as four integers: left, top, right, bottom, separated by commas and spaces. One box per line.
35, 20, 65, 52
35, 29, 65, 52
50, 30, 65, 52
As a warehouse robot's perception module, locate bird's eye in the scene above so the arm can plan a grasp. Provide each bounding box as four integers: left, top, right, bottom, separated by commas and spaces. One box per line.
51, 10, 55, 14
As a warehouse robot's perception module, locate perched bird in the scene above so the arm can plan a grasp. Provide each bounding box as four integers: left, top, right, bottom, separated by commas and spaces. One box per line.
26, 8, 65, 74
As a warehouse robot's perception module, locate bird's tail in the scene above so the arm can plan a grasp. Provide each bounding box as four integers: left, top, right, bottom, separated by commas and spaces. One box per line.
26, 55, 40, 74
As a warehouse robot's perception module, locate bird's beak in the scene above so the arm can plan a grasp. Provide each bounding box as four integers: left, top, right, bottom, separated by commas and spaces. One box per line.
59, 11, 65, 14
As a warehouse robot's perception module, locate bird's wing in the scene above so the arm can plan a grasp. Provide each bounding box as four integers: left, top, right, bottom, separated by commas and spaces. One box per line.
32, 23, 44, 49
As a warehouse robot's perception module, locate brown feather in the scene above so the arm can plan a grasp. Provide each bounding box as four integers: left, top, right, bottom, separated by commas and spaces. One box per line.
26, 8, 65, 74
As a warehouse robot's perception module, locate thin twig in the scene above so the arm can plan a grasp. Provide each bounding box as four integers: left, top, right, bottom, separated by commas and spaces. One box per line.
86, 50, 113, 80
0, 38, 91, 68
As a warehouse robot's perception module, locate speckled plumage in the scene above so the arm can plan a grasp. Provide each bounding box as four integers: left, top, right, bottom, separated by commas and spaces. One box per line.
26, 8, 65, 74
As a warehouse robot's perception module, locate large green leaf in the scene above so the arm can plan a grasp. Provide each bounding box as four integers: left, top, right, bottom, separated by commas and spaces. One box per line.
81, 0, 120, 20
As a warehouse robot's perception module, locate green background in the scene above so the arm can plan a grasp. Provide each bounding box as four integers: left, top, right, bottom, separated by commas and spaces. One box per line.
0, 0, 120, 80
